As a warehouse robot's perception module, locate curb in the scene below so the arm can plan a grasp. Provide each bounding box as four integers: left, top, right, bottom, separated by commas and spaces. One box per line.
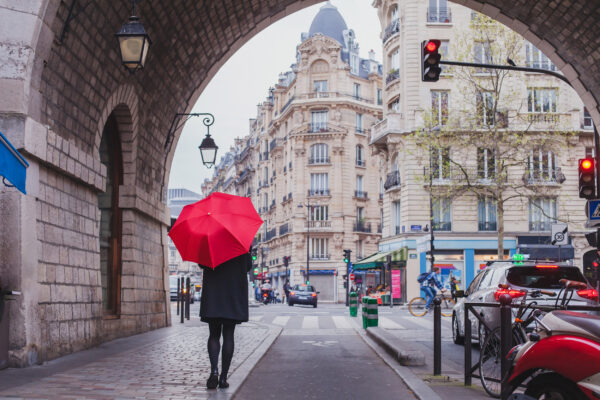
366, 327, 425, 366
209, 322, 281, 400
348, 315, 442, 400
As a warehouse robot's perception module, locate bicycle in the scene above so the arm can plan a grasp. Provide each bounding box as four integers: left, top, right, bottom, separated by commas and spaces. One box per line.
408, 291, 455, 317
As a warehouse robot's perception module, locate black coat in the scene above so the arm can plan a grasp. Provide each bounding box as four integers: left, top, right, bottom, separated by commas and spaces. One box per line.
200, 252, 251, 323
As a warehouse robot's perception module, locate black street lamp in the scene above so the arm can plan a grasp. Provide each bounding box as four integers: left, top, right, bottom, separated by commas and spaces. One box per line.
115, 0, 151, 73
164, 113, 219, 169
199, 132, 218, 169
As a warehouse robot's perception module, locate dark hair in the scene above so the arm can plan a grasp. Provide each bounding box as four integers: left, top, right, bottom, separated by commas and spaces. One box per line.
432, 267, 440, 273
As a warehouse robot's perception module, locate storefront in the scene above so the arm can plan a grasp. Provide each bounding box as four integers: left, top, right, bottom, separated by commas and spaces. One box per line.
353, 248, 407, 304
301, 268, 336, 302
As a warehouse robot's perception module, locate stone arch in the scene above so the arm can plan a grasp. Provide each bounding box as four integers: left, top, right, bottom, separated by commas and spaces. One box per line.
310, 59, 330, 74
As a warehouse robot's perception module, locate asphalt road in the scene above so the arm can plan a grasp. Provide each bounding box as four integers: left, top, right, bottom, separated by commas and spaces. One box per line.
235, 304, 416, 399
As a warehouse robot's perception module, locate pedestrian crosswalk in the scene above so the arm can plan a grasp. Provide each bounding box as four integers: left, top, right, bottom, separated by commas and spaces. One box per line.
249, 312, 452, 331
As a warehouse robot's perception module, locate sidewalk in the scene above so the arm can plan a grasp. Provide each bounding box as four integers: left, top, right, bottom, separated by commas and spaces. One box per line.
350, 313, 491, 400
0, 308, 280, 399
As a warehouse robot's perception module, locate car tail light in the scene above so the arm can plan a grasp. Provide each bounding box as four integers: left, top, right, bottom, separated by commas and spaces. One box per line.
290, 291, 295, 296
311, 293, 317, 297
535, 265, 559, 269
494, 289, 526, 301
577, 288, 599, 301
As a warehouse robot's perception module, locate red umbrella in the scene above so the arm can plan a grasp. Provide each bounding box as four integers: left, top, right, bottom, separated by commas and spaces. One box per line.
168, 192, 263, 268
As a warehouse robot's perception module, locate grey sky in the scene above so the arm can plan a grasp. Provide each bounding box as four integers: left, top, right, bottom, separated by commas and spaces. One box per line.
168, 0, 382, 194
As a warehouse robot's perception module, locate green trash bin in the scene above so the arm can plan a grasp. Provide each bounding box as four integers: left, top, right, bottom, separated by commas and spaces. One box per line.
367, 297, 378, 327
362, 296, 369, 329
349, 292, 358, 317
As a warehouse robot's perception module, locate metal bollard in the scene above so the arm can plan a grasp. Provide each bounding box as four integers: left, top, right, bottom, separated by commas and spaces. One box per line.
433, 297, 442, 376
176, 278, 180, 316
367, 297, 378, 327
499, 294, 513, 400
349, 292, 358, 317
362, 297, 368, 329
185, 277, 191, 320
180, 277, 185, 324
464, 305, 472, 386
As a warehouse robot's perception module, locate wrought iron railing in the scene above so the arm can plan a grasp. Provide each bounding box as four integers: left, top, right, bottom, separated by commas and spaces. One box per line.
478, 221, 497, 231
354, 190, 368, 199
384, 170, 401, 190
309, 157, 330, 164
354, 222, 372, 233
308, 189, 330, 196
433, 222, 452, 231
382, 19, 400, 43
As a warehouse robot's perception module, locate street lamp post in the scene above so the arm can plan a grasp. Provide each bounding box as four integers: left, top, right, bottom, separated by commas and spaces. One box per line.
428, 126, 440, 270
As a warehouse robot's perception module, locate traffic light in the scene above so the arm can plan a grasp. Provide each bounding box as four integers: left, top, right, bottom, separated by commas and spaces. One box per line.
251, 247, 258, 261
343, 249, 352, 264
283, 256, 289, 267
253, 267, 259, 275
422, 40, 441, 82
579, 158, 596, 199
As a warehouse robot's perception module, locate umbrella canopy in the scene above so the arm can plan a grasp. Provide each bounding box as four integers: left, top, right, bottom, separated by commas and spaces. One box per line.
168, 192, 263, 268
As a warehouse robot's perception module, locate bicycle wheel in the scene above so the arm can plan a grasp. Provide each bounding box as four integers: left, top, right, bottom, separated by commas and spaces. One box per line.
479, 327, 502, 398
440, 297, 455, 317
408, 297, 427, 317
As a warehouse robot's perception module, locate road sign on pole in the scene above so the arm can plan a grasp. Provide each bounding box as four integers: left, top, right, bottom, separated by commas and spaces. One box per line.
551, 223, 569, 246
587, 200, 600, 227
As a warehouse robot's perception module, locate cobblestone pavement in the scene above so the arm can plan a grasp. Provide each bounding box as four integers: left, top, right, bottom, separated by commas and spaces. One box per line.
0, 304, 271, 399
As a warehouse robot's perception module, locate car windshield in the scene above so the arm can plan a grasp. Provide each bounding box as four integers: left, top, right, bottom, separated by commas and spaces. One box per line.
293, 285, 315, 292
506, 266, 586, 289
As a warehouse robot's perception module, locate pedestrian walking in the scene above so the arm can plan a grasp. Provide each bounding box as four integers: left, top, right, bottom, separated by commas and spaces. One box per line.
200, 250, 252, 389
283, 279, 291, 304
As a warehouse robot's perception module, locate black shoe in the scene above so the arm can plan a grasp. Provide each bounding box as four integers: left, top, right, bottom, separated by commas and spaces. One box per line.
219, 375, 229, 389
206, 372, 219, 389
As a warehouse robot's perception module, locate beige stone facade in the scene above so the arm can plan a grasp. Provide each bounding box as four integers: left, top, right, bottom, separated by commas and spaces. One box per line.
203, 4, 383, 301
372, 0, 595, 301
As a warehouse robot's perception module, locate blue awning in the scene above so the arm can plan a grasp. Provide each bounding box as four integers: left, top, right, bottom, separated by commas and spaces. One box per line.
0, 130, 28, 194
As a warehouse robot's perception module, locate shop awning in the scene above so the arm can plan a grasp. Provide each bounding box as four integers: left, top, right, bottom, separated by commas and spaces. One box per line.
353, 248, 407, 270
0, 131, 29, 194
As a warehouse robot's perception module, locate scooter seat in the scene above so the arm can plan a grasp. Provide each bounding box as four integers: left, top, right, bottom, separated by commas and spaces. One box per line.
553, 310, 600, 340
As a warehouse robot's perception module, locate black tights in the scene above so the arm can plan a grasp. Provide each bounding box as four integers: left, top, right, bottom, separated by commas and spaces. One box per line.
208, 321, 236, 377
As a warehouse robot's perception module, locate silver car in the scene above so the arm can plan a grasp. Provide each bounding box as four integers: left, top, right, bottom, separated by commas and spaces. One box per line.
452, 261, 592, 345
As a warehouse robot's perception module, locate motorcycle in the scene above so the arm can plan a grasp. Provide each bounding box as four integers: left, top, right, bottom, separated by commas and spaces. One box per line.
505, 280, 600, 400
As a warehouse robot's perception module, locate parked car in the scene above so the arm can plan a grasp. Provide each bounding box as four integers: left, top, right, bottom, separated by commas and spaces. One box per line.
452, 260, 595, 345
288, 284, 318, 308
193, 287, 202, 302
169, 275, 179, 301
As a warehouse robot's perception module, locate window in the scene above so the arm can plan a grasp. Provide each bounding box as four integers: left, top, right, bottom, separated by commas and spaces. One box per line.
474, 41, 492, 72
585, 146, 595, 158
477, 148, 496, 180
431, 90, 449, 126
264, 167, 268, 182
314, 80, 328, 93
529, 198, 557, 231
356, 113, 363, 133
310, 238, 329, 260
439, 40, 450, 74
431, 147, 450, 180
350, 53, 359, 75
357, 240, 365, 259
310, 143, 329, 164
311, 110, 328, 132
353, 83, 361, 99
356, 175, 365, 197
525, 42, 557, 71
389, 97, 400, 113
356, 145, 365, 166
99, 113, 123, 316
357, 207, 364, 222
432, 197, 452, 231
478, 197, 497, 231
477, 91, 495, 126
428, 0, 450, 22
584, 107, 594, 129
392, 200, 401, 235
310, 205, 329, 221
377, 89, 382, 105
528, 149, 558, 182
310, 173, 329, 195
528, 88, 557, 113
390, 48, 400, 72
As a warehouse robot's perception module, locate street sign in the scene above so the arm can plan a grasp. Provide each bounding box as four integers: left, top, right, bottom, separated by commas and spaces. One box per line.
551, 223, 568, 246
587, 200, 600, 227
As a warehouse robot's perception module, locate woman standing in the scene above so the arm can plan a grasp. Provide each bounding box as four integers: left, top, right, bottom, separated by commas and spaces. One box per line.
200, 249, 251, 389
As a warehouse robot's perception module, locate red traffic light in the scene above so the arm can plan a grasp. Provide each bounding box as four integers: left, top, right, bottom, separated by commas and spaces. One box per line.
582, 158, 594, 170
425, 41, 438, 52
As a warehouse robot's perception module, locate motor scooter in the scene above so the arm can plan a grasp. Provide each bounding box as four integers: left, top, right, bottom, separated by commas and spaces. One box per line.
505, 281, 600, 400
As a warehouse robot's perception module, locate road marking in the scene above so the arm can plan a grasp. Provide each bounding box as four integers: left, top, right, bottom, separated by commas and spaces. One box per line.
379, 316, 405, 330
332, 316, 352, 329
249, 315, 263, 322
302, 316, 319, 329
302, 340, 338, 347
272, 316, 290, 326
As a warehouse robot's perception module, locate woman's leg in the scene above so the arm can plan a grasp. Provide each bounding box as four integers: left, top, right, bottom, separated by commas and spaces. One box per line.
207, 321, 222, 374
220, 323, 236, 379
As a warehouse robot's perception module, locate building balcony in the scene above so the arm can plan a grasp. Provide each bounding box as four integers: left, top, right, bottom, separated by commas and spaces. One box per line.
522, 170, 565, 186
279, 222, 291, 236
309, 157, 330, 164
354, 222, 372, 233
384, 170, 401, 190
529, 221, 554, 232
310, 255, 330, 261
427, 7, 452, 23
306, 220, 332, 229
478, 221, 497, 231
382, 19, 400, 43
386, 70, 400, 85
309, 124, 330, 133
280, 95, 295, 114
265, 227, 277, 241
356, 159, 366, 167
308, 189, 330, 197
433, 222, 452, 231
370, 113, 405, 145
354, 190, 368, 199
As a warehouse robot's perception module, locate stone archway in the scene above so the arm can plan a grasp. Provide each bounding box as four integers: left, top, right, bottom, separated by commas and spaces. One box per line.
0, 0, 599, 365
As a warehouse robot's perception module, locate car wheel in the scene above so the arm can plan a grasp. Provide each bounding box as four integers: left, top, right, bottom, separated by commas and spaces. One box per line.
452, 313, 464, 345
